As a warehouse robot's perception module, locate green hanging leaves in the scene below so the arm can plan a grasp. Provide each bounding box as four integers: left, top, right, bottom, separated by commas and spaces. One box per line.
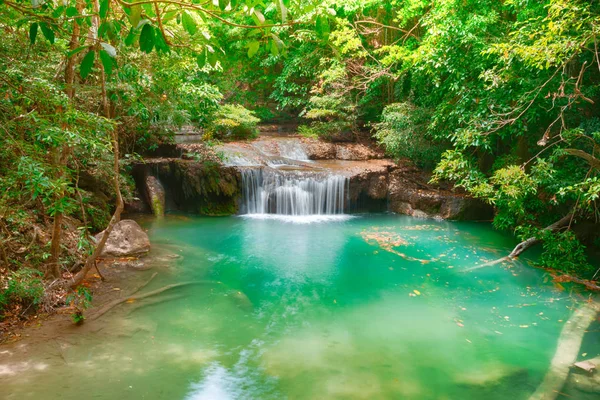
39, 22, 55, 44
99, 50, 113, 76
139, 24, 155, 53
182, 11, 198, 36
29, 23, 38, 45
218, 0, 228, 11
99, 0, 110, 19
80, 51, 95, 79
248, 41, 260, 58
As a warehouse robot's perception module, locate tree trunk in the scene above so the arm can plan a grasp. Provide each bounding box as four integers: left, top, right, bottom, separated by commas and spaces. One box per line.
70, 8, 124, 287
47, 3, 83, 278
528, 303, 599, 400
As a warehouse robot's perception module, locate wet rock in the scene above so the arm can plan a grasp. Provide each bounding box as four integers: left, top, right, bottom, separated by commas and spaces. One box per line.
335, 143, 384, 161
300, 138, 384, 161
124, 196, 149, 214
388, 168, 493, 221
301, 139, 337, 159
145, 175, 165, 217
568, 366, 600, 394
96, 219, 150, 257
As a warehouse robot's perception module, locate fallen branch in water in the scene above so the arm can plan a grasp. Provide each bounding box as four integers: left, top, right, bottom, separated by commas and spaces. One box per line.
464, 213, 573, 272
528, 302, 599, 400
87, 274, 221, 321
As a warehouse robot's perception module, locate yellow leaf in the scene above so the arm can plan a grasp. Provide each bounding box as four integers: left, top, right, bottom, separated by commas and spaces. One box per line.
413, 290, 421, 296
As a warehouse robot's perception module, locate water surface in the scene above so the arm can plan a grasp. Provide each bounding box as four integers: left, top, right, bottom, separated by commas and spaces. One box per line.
2, 214, 595, 399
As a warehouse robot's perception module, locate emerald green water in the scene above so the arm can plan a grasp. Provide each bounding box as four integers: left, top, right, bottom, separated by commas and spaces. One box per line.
2, 214, 597, 399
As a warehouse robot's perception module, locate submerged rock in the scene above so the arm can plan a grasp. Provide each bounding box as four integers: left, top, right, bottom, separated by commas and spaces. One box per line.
96, 219, 151, 257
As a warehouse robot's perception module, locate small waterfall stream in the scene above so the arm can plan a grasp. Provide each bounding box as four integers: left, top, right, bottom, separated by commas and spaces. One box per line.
241, 168, 348, 216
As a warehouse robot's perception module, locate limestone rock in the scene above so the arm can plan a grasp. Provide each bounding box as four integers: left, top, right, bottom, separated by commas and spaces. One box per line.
145, 175, 165, 217
95, 219, 150, 258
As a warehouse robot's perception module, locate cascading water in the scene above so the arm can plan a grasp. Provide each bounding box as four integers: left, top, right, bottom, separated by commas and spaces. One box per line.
240, 168, 348, 216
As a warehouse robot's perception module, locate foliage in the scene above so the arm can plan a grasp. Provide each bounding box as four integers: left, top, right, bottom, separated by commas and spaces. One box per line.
65, 286, 92, 325
373, 102, 446, 169
0, 269, 45, 317
205, 104, 260, 140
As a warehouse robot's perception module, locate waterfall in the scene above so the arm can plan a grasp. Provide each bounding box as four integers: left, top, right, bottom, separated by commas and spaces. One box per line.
241, 168, 348, 216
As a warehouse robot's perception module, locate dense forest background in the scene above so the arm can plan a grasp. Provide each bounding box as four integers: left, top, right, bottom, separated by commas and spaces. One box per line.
1, 0, 599, 319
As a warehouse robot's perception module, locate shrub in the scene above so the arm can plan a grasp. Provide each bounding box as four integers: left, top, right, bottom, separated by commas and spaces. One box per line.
373, 102, 447, 170
0, 268, 45, 316
205, 104, 260, 140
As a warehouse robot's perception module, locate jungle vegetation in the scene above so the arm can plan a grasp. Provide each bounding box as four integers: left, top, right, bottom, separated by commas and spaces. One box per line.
0, 0, 599, 320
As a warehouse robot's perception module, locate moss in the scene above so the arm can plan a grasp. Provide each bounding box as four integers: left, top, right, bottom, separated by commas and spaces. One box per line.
151, 195, 165, 217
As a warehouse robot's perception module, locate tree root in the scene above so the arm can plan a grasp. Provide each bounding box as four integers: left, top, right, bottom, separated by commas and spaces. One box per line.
87, 273, 222, 321
528, 302, 599, 400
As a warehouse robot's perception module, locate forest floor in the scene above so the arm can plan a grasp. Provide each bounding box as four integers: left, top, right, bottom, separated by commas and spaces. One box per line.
0, 255, 156, 345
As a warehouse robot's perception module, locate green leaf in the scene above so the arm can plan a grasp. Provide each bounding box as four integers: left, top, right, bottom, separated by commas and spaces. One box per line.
247, 41, 259, 58
66, 6, 78, 17
208, 50, 218, 67
139, 24, 155, 53
142, 3, 155, 17
270, 40, 279, 56
127, 5, 142, 27
124, 28, 136, 46
99, 50, 113, 76
99, 0, 109, 19
80, 51, 95, 79
39, 22, 55, 44
197, 53, 207, 69
182, 11, 197, 36
252, 9, 265, 25
218, 0, 228, 11
154, 30, 170, 53
162, 10, 178, 23
67, 46, 88, 57
278, 0, 287, 23
29, 23, 38, 45
316, 15, 330, 40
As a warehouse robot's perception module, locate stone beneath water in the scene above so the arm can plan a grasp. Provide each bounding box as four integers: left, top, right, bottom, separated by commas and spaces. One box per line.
96, 219, 151, 257
569, 356, 600, 394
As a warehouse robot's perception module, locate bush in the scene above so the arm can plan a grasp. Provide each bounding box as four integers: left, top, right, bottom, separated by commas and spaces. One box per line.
205, 104, 260, 140
0, 268, 45, 316
373, 102, 447, 170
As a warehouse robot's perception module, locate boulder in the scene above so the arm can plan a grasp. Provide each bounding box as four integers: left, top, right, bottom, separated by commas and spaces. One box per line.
95, 219, 150, 258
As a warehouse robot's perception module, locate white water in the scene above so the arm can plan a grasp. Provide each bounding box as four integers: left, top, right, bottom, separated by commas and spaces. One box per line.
240, 168, 348, 216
